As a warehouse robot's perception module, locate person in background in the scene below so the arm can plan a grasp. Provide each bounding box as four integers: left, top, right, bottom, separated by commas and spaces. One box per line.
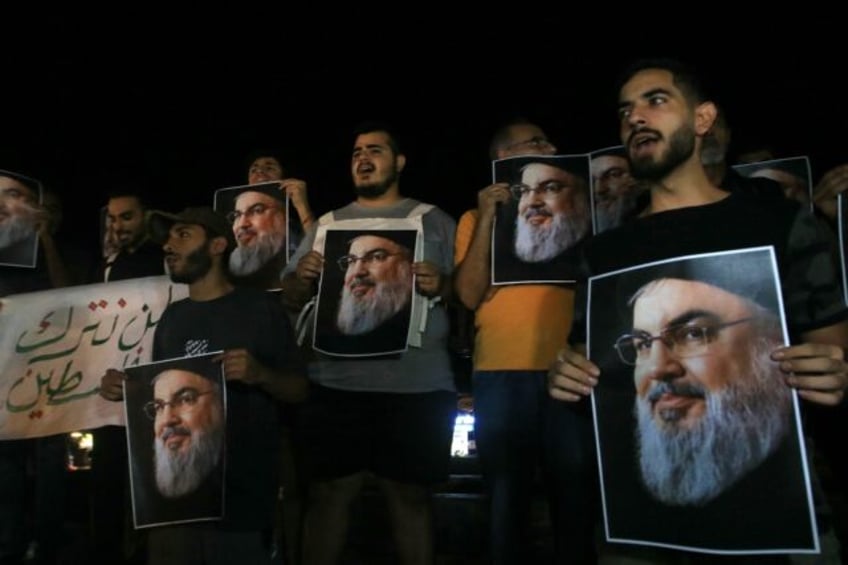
283, 122, 456, 565
453, 118, 597, 564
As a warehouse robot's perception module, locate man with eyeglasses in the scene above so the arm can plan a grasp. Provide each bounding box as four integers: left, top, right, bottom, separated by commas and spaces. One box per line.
99, 206, 307, 564
512, 160, 590, 264
282, 122, 456, 564
454, 118, 597, 564
548, 58, 848, 559
614, 261, 796, 511
227, 184, 289, 285
147, 369, 225, 501
336, 233, 413, 336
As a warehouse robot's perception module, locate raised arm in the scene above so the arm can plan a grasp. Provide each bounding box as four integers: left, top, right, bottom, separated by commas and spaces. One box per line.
453, 183, 511, 310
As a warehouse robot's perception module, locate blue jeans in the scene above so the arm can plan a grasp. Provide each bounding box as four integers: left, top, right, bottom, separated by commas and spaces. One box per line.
473, 370, 597, 565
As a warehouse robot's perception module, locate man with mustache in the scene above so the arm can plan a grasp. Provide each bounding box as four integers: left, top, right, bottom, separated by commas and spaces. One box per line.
512, 160, 590, 264
590, 147, 641, 234
283, 122, 456, 564
100, 206, 307, 563
615, 264, 791, 511
227, 185, 289, 286
0, 170, 41, 267
149, 369, 224, 501
547, 58, 848, 556
336, 233, 413, 337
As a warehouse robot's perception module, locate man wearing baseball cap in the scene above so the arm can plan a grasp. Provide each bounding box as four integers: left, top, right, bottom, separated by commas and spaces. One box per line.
100, 206, 307, 563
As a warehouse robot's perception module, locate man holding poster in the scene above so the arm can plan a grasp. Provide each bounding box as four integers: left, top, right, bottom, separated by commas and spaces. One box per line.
547, 59, 848, 558
100, 206, 306, 563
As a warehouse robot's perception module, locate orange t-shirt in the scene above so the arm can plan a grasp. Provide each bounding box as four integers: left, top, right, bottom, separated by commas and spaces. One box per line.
455, 209, 575, 371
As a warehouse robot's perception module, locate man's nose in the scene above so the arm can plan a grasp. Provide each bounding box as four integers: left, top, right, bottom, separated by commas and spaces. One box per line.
627, 105, 648, 129
527, 189, 547, 204
162, 402, 183, 422
351, 258, 370, 275
235, 212, 251, 229
636, 340, 686, 389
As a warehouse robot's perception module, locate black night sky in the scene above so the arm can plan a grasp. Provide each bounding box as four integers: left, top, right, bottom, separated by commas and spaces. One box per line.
4, 16, 845, 255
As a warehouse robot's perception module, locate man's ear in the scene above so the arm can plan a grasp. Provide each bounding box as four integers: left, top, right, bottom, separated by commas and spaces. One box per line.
396, 154, 406, 173
209, 235, 228, 256
694, 101, 717, 137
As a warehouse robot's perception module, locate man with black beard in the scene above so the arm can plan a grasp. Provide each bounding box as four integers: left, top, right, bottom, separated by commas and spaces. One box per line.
548, 59, 848, 557
0, 170, 41, 267
100, 206, 306, 564
283, 122, 456, 564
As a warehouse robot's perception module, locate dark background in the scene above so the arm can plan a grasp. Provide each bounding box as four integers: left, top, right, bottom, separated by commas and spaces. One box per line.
3, 16, 845, 256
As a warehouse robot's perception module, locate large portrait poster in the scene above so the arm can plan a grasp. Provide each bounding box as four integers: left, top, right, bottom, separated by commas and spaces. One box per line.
124, 352, 226, 528
213, 181, 293, 267
313, 227, 419, 357
0, 169, 42, 269
733, 156, 813, 211
0, 276, 188, 439
490, 154, 590, 284
587, 247, 818, 555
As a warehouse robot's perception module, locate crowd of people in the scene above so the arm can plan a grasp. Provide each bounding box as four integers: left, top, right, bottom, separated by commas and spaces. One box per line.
2, 58, 848, 565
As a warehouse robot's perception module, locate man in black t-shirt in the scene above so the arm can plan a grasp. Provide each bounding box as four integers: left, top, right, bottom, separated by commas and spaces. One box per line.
100, 207, 307, 564
547, 58, 848, 561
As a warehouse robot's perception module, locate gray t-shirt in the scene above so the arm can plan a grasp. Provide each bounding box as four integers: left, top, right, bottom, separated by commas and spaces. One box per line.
285, 198, 457, 393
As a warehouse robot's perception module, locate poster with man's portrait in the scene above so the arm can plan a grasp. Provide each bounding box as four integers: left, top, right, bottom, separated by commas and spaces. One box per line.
123, 352, 227, 529
733, 156, 813, 211
313, 228, 418, 357
588, 146, 643, 235
0, 169, 43, 269
587, 247, 817, 554
490, 154, 590, 284
213, 182, 293, 274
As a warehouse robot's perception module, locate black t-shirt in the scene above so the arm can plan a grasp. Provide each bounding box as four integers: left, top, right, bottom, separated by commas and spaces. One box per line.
570, 189, 847, 345
152, 285, 305, 531
92, 239, 165, 283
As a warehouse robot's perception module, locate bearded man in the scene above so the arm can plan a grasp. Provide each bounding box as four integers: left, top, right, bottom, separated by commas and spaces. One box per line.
0, 170, 41, 267
336, 233, 413, 336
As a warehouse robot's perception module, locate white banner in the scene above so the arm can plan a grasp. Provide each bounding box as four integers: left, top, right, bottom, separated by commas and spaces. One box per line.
0, 275, 188, 439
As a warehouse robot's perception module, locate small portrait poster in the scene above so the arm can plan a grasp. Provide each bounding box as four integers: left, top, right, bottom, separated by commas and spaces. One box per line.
490, 154, 590, 284
587, 247, 817, 555
0, 169, 43, 269
123, 352, 227, 529
213, 181, 293, 266
313, 227, 419, 357
588, 145, 643, 235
